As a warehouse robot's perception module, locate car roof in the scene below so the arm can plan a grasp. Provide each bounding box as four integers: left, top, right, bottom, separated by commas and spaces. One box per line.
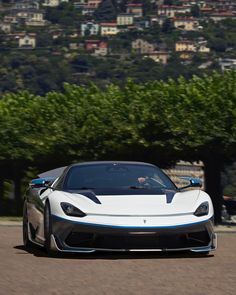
68, 161, 156, 168
38, 166, 67, 178
38, 161, 156, 179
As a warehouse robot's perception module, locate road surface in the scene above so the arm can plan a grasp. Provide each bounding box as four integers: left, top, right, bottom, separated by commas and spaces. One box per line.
0, 225, 235, 295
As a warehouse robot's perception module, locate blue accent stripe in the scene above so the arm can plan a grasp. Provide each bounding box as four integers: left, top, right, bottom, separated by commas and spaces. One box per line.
52, 214, 211, 229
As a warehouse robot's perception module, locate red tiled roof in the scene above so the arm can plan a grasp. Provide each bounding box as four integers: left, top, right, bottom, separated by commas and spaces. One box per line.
15, 33, 36, 37
127, 4, 143, 7
176, 40, 194, 44
211, 11, 235, 16
159, 5, 185, 9
99, 41, 108, 48
85, 40, 100, 43
200, 8, 213, 11
173, 17, 196, 21
100, 22, 117, 26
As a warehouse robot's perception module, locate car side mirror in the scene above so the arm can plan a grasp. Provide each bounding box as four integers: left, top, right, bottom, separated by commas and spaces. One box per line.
189, 178, 202, 187
30, 178, 52, 188
178, 177, 202, 190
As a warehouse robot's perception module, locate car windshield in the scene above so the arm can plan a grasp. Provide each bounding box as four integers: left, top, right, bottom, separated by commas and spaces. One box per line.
64, 163, 176, 191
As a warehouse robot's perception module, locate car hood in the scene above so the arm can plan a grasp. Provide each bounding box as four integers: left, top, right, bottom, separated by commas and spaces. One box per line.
61, 189, 201, 216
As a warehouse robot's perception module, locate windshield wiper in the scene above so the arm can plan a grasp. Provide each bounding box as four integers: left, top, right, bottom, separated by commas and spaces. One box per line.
69, 187, 95, 190
129, 186, 146, 189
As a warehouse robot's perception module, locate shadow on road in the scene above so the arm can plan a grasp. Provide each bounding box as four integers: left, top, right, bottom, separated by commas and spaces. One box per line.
14, 245, 214, 260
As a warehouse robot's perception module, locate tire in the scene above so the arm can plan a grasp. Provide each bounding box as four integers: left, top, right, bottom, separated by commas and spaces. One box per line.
22, 201, 33, 249
44, 201, 57, 257
199, 251, 210, 256
191, 251, 210, 256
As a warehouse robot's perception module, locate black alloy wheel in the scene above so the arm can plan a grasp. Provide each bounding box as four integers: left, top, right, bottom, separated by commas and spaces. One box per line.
22, 201, 33, 249
44, 201, 57, 256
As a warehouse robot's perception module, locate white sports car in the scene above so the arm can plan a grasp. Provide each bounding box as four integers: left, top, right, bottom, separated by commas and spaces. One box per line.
23, 161, 217, 255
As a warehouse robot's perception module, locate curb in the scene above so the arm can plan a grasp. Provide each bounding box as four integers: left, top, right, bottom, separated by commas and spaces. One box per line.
0, 221, 22, 226
214, 225, 236, 233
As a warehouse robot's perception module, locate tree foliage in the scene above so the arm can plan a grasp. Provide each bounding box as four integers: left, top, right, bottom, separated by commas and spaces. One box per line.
45, 2, 80, 26
0, 71, 236, 221
94, 0, 118, 21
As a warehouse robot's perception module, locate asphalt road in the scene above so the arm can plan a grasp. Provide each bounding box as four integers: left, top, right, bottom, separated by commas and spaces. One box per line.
0, 226, 236, 295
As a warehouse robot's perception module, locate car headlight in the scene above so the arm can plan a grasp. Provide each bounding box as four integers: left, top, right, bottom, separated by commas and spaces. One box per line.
61, 202, 86, 217
194, 202, 209, 217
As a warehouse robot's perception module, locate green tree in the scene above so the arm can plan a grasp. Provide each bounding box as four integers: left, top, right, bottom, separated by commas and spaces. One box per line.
191, 5, 200, 17
94, 0, 118, 21
45, 2, 79, 26
162, 18, 174, 33
209, 38, 227, 52
222, 163, 236, 198
138, 72, 236, 223
0, 71, 236, 221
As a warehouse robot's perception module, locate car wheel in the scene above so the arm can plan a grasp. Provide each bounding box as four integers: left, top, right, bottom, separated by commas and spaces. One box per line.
22, 201, 33, 249
199, 251, 210, 256
44, 201, 55, 256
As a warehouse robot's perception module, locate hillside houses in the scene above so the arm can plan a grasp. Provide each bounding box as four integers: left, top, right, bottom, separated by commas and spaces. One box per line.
219, 58, 236, 71
81, 21, 99, 36
173, 17, 199, 31
85, 39, 108, 56
157, 5, 191, 18
42, 0, 69, 7
17, 32, 37, 48
86, 0, 102, 9
147, 51, 169, 64
209, 11, 236, 22
117, 13, 134, 26
175, 39, 210, 59
132, 39, 156, 54
132, 39, 169, 64
0, 21, 11, 33
14, 1, 40, 10
126, 3, 143, 18
100, 22, 119, 36
0, 0, 235, 68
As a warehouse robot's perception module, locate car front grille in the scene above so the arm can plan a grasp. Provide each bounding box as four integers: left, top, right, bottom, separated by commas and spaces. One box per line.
65, 230, 211, 250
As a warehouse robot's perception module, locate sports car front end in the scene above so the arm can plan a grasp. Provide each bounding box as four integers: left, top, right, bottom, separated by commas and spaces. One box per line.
24, 161, 217, 255
48, 189, 216, 254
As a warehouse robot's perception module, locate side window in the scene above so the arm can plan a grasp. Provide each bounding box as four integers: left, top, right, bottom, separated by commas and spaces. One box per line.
53, 176, 64, 190
152, 173, 165, 187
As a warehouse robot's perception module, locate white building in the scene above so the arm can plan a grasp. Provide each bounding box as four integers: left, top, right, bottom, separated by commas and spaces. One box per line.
117, 14, 134, 26
100, 23, 119, 36
81, 22, 99, 36
0, 22, 11, 33
219, 58, 236, 71
42, 0, 69, 7
18, 33, 36, 49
